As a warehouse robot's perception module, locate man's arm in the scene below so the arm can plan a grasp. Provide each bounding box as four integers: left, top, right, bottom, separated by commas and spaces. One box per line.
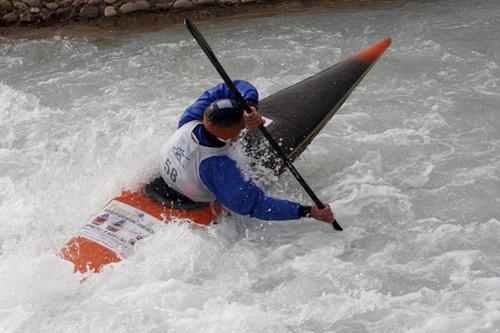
178, 80, 259, 128
199, 156, 301, 221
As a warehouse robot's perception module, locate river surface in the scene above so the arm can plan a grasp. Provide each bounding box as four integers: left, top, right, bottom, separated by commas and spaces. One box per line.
1, 0, 499, 332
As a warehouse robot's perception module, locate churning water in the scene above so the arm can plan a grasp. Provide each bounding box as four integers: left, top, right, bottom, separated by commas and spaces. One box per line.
1, 0, 499, 331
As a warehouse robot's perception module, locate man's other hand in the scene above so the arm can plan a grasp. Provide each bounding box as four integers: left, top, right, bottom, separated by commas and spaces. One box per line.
244, 107, 265, 129
310, 204, 335, 224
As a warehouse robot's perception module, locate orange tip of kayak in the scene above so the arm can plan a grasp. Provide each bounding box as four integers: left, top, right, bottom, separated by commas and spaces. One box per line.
353, 37, 392, 64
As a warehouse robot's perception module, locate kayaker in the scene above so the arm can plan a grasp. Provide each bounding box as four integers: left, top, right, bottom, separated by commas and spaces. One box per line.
158, 80, 335, 224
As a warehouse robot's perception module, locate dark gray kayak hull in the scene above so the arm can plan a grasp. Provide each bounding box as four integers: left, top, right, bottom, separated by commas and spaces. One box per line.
244, 38, 391, 171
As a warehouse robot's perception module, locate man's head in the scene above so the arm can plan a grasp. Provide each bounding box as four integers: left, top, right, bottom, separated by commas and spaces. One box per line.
203, 99, 245, 142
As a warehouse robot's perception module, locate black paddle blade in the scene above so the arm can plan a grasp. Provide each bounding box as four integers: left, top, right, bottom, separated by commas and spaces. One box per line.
332, 220, 343, 231
184, 18, 247, 109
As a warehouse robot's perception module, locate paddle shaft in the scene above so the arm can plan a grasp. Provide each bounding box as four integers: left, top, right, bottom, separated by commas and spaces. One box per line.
184, 19, 342, 231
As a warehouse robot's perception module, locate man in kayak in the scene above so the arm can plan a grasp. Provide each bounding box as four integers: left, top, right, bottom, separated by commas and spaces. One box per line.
158, 80, 335, 224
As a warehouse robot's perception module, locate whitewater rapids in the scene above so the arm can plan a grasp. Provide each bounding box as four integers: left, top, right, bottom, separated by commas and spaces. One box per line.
1, 0, 499, 331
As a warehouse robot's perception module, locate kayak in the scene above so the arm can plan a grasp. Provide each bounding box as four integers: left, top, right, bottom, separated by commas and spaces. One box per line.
60, 190, 222, 274
245, 37, 392, 171
61, 37, 391, 274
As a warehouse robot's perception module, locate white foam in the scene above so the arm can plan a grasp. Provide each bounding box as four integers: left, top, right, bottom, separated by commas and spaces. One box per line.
1, 1, 500, 331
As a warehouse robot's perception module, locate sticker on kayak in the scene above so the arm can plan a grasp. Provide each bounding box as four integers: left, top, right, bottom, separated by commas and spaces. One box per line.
263, 116, 273, 127
78, 200, 160, 258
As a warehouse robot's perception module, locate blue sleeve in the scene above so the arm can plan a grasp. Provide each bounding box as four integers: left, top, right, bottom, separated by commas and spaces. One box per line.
199, 156, 300, 221
178, 80, 259, 128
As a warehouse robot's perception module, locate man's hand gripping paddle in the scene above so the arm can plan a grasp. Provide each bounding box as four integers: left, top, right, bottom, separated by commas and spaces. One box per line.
184, 18, 342, 231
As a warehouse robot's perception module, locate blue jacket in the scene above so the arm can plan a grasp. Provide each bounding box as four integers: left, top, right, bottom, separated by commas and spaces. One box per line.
179, 80, 300, 221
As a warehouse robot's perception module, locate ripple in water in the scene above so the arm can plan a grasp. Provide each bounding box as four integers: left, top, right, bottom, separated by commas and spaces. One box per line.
0, 0, 499, 331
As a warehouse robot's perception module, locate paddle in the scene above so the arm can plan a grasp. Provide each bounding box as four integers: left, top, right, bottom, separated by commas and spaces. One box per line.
184, 19, 342, 231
